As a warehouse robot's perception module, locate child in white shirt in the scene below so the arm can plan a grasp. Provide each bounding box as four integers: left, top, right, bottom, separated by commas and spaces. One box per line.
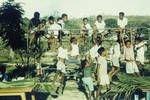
94, 15, 106, 39
109, 40, 121, 81
53, 42, 68, 94
81, 18, 93, 37
135, 38, 146, 65
96, 47, 110, 100
70, 37, 79, 58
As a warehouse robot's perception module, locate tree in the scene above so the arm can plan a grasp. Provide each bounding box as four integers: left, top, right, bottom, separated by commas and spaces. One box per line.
105, 18, 117, 28
0, 0, 26, 51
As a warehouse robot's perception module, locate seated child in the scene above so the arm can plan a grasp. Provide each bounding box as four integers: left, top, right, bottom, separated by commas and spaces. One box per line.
123, 40, 140, 76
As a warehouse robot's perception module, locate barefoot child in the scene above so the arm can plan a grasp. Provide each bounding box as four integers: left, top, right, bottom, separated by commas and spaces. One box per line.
96, 47, 110, 100
82, 56, 94, 100
52, 42, 68, 94
109, 40, 121, 81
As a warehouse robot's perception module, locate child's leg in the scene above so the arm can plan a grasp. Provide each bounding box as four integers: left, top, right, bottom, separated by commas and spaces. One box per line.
96, 85, 102, 100
52, 71, 60, 85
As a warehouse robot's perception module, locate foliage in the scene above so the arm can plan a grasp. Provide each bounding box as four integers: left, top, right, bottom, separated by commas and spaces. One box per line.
105, 18, 117, 28
106, 73, 150, 99
0, 0, 26, 50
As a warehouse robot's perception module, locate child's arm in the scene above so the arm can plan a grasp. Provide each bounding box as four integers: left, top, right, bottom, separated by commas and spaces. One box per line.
130, 29, 133, 44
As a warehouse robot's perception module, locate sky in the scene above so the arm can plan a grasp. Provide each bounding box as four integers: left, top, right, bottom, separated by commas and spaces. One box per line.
0, 0, 150, 18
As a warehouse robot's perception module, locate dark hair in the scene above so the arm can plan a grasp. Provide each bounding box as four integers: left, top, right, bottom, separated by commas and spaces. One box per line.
70, 37, 76, 43
34, 12, 40, 18
83, 17, 88, 21
57, 17, 62, 21
125, 40, 131, 45
97, 47, 105, 55
62, 13, 68, 18
48, 16, 54, 21
81, 59, 88, 68
135, 37, 143, 42
41, 19, 46, 24
119, 12, 125, 16
97, 15, 102, 20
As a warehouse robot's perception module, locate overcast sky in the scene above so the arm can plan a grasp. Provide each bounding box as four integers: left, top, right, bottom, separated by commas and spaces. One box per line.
0, 0, 150, 18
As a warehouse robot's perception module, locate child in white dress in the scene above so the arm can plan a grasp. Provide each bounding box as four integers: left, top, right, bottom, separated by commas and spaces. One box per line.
96, 47, 110, 100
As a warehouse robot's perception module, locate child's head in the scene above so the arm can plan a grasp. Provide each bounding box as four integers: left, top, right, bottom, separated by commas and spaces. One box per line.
119, 12, 125, 20
41, 19, 46, 25
34, 12, 40, 19
125, 40, 131, 48
97, 15, 102, 22
48, 16, 55, 24
61, 13, 68, 22
98, 47, 106, 56
135, 37, 142, 44
83, 18, 88, 25
70, 37, 77, 44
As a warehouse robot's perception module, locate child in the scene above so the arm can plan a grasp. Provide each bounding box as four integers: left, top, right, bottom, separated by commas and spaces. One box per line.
94, 15, 106, 39
81, 18, 93, 37
70, 37, 80, 59
96, 47, 110, 100
123, 39, 140, 76
109, 40, 121, 81
52, 42, 68, 94
117, 12, 128, 41
135, 37, 147, 75
82, 56, 94, 100
88, 38, 102, 73
47, 16, 61, 50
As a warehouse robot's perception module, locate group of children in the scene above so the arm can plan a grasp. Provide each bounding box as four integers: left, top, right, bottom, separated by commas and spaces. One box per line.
28, 12, 147, 99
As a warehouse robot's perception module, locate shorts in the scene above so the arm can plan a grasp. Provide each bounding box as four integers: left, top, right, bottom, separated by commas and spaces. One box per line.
82, 77, 94, 91
126, 62, 139, 74
112, 57, 120, 67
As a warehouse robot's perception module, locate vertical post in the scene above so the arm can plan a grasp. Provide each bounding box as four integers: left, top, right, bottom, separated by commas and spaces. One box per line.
146, 91, 150, 100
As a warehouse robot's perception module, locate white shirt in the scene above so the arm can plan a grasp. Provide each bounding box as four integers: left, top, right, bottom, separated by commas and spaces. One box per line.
135, 42, 145, 64
81, 23, 93, 36
57, 47, 68, 59
110, 42, 120, 59
57, 19, 65, 29
47, 22, 62, 38
95, 20, 105, 33
70, 43, 79, 57
124, 45, 135, 61
117, 17, 128, 29
89, 45, 101, 63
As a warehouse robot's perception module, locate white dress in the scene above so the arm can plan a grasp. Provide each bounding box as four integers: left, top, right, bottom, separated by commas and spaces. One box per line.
124, 46, 139, 73
81, 23, 93, 36
97, 56, 110, 85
